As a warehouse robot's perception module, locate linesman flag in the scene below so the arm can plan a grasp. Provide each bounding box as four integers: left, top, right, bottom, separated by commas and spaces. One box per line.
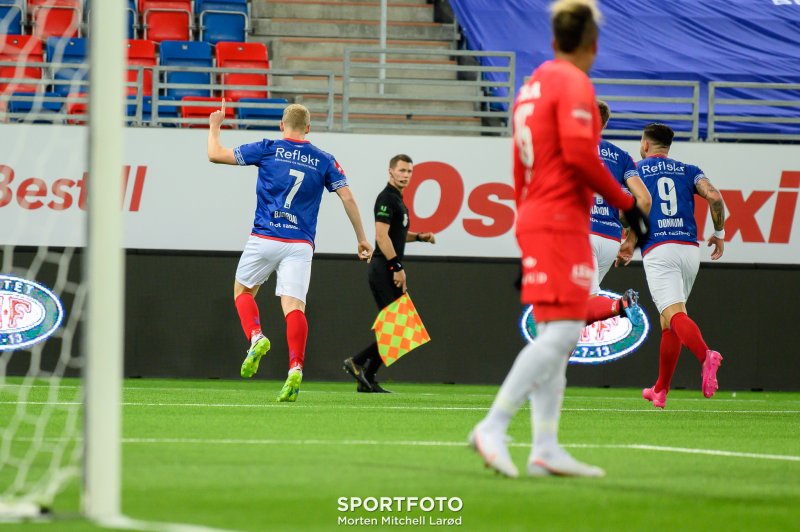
371, 293, 431, 367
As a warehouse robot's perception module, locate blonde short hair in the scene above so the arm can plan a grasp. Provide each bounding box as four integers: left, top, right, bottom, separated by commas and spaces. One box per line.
282, 103, 311, 130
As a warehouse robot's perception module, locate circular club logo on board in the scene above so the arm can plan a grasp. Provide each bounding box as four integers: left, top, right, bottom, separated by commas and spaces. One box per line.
0, 275, 65, 351
519, 290, 649, 365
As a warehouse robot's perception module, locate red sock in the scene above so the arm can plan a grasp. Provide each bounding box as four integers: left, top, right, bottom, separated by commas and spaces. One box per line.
585, 295, 617, 325
234, 293, 261, 340
654, 328, 681, 392
285, 309, 308, 370
669, 312, 709, 363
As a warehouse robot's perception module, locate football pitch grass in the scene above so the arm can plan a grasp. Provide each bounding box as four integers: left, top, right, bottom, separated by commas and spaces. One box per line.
3, 379, 799, 531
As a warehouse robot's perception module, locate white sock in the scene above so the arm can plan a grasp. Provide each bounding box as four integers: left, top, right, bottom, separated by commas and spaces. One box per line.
482, 320, 582, 434
530, 349, 569, 454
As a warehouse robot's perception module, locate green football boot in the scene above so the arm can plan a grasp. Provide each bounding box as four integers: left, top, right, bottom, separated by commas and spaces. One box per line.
240, 335, 271, 378
276, 370, 303, 402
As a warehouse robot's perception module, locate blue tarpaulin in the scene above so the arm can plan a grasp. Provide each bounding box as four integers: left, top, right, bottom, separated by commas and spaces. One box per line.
450, 0, 800, 137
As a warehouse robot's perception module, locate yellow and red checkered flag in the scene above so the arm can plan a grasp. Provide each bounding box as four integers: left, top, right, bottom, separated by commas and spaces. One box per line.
371, 293, 431, 367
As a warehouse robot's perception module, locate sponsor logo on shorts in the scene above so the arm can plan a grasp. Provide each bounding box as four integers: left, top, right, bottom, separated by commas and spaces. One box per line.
571, 263, 594, 288
0, 275, 64, 351
519, 289, 649, 364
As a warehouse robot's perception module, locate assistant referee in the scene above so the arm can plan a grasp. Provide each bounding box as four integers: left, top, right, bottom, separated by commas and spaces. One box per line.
343, 154, 435, 393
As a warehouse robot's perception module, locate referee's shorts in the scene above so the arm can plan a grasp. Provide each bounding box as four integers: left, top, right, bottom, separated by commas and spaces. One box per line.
368, 256, 404, 310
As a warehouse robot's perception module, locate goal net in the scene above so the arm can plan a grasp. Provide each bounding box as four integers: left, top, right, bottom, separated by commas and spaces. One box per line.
1, 0, 125, 521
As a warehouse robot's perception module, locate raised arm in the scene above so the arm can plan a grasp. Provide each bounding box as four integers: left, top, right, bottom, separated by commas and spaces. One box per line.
335, 186, 373, 261
696, 177, 726, 260
207, 99, 237, 165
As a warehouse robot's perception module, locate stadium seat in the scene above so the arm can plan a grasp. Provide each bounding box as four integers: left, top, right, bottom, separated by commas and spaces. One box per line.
0, 35, 44, 94
0, 1, 24, 35
65, 91, 87, 124
126, 39, 156, 96
180, 95, 231, 127
85, 0, 138, 39
237, 97, 287, 130
7, 91, 63, 122
215, 41, 269, 101
159, 40, 213, 98
197, 0, 248, 44
139, 94, 180, 125
141, 0, 192, 42
46, 36, 87, 96
29, 0, 82, 39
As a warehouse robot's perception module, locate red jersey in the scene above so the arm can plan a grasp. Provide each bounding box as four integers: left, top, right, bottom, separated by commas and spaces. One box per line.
513, 59, 633, 235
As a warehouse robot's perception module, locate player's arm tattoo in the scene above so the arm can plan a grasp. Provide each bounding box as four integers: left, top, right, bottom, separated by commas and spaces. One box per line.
696, 178, 725, 231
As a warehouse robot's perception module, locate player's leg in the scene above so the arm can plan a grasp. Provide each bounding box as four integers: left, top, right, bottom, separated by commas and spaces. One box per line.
274, 243, 313, 402
642, 314, 680, 409
585, 235, 640, 325
471, 319, 579, 478
523, 308, 604, 478
235, 236, 277, 378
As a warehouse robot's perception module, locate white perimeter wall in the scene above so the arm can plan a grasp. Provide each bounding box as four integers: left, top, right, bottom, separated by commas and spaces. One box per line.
1, 124, 798, 264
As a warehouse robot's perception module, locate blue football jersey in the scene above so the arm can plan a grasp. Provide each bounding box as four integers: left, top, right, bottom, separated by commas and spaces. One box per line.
638, 155, 706, 255
234, 138, 348, 245
590, 140, 639, 240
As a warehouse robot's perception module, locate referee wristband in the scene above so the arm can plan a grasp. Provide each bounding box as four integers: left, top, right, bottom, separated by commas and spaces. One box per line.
713, 229, 725, 239
415, 233, 422, 242
386, 257, 403, 272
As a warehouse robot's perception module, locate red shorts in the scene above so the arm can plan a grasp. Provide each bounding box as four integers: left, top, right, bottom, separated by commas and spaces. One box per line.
517, 231, 593, 322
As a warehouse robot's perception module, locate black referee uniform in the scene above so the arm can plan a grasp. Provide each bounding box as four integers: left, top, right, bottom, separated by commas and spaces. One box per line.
346, 183, 409, 391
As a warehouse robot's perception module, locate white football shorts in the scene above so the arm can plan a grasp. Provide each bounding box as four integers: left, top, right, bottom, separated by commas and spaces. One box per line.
642, 243, 700, 314
235, 235, 313, 303
590, 233, 621, 295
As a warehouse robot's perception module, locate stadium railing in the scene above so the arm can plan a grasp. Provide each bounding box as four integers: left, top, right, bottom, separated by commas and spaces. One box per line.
341, 47, 515, 136
0, 62, 335, 130
708, 81, 800, 142
591, 78, 701, 141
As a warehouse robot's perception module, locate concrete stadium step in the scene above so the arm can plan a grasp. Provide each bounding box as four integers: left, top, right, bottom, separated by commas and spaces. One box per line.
255, 0, 434, 23
293, 93, 478, 114
253, 18, 456, 41
272, 75, 481, 98
281, 56, 459, 80
265, 37, 453, 61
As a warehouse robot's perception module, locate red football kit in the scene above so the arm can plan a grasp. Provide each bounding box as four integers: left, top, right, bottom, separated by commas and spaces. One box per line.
513, 59, 635, 322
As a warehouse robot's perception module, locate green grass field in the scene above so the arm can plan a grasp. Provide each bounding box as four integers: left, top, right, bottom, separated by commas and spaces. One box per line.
2, 379, 799, 531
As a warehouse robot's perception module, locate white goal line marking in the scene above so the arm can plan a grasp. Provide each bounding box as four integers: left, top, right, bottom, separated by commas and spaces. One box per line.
116, 438, 800, 463
1, 400, 798, 414
10, 436, 797, 463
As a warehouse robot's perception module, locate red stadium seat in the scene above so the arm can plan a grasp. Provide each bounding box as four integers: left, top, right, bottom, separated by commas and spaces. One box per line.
29, 0, 82, 39
66, 92, 87, 125
180, 95, 232, 128
0, 35, 44, 94
126, 39, 156, 96
141, 0, 192, 42
215, 42, 269, 101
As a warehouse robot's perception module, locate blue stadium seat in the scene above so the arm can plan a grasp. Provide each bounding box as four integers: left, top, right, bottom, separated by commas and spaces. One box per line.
128, 95, 181, 126
46, 37, 88, 96
197, 0, 248, 44
159, 40, 213, 98
7, 92, 64, 122
0, 1, 23, 35
237, 98, 288, 130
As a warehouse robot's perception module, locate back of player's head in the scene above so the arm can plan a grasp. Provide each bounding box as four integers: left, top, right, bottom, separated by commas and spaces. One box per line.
597, 100, 610, 128
550, 0, 601, 53
643, 123, 675, 148
389, 154, 413, 168
282, 104, 311, 131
